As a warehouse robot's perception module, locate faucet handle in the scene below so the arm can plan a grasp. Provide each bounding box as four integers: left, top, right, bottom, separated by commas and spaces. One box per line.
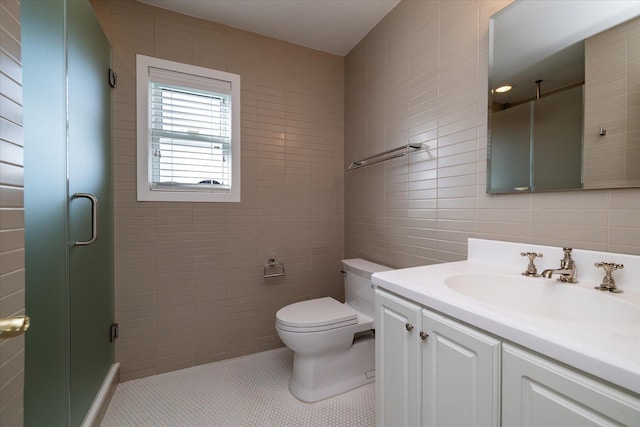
521, 252, 543, 277
594, 262, 624, 293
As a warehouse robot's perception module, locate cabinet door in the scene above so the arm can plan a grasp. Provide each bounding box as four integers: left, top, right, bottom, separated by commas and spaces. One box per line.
422, 309, 501, 427
375, 289, 422, 427
502, 343, 640, 427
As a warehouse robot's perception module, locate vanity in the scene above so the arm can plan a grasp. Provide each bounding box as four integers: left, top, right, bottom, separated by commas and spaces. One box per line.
372, 238, 640, 426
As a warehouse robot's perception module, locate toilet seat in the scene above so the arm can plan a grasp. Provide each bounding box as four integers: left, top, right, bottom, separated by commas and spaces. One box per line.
276, 297, 358, 333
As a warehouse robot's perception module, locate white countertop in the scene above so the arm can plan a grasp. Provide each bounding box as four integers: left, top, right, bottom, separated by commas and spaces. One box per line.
371, 239, 640, 395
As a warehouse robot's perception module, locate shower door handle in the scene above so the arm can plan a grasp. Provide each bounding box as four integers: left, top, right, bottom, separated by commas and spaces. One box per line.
73, 193, 98, 246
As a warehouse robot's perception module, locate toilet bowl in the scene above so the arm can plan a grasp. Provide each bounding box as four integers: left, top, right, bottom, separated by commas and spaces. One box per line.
275, 259, 392, 402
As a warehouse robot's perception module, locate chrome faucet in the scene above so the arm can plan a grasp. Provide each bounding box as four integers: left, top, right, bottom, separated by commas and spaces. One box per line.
541, 247, 578, 283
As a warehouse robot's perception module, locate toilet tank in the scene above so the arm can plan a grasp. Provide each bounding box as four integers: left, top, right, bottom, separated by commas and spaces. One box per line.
342, 259, 392, 318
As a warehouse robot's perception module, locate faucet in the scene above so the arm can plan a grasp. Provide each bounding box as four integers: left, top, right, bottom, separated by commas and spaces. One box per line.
594, 262, 624, 293
541, 247, 578, 283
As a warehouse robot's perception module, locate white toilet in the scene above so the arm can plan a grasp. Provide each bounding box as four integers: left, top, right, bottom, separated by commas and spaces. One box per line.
275, 258, 392, 402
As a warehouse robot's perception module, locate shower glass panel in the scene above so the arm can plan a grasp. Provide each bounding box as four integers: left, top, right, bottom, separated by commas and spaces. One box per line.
67, 1, 114, 425
24, 0, 113, 425
23, 1, 69, 424
489, 103, 532, 192
533, 86, 583, 191
488, 87, 583, 193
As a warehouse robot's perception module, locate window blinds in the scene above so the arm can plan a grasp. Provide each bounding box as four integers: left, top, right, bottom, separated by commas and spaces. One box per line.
148, 67, 233, 192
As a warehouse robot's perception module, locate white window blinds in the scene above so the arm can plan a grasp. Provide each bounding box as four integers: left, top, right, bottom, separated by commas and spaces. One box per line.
148, 67, 233, 192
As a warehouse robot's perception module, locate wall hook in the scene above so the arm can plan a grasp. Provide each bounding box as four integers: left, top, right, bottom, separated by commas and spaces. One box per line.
599, 125, 606, 136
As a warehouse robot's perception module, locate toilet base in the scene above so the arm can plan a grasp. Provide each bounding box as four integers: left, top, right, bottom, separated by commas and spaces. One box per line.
288, 334, 375, 403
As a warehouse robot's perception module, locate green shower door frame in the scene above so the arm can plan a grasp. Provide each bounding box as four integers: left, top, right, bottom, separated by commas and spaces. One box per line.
23, 1, 114, 426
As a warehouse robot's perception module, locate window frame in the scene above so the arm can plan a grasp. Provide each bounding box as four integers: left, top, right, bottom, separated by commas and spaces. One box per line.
136, 54, 241, 202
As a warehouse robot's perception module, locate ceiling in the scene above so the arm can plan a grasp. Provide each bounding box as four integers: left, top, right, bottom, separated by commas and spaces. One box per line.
137, 0, 401, 56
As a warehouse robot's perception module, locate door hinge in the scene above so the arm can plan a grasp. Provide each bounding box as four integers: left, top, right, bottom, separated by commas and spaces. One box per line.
108, 68, 117, 88
110, 322, 119, 342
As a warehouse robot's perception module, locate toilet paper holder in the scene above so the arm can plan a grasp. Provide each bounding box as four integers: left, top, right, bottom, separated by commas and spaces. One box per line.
264, 258, 285, 278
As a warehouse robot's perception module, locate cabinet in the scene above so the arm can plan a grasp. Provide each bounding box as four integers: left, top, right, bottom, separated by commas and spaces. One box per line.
376, 288, 640, 427
502, 343, 640, 427
375, 289, 501, 427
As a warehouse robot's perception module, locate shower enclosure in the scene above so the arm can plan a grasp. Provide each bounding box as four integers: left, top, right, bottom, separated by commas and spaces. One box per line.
23, 0, 114, 425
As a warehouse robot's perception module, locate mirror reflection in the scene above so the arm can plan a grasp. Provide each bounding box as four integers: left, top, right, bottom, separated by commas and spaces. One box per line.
487, 1, 640, 193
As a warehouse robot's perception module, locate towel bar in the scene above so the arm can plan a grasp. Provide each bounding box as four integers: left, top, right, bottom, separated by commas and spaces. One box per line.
347, 143, 423, 171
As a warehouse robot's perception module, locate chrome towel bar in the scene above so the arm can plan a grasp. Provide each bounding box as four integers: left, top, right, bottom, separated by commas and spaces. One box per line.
347, 143, 424, 171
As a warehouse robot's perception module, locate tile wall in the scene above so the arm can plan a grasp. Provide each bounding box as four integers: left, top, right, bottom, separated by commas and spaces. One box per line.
583, 16, 640, 188
90, 0, 640, 382
91, 0, 345, 381
0, 0, 25, 425
344, 0, 640, 269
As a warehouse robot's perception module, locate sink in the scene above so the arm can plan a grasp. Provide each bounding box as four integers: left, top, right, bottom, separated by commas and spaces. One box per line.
445, 274, 640, 325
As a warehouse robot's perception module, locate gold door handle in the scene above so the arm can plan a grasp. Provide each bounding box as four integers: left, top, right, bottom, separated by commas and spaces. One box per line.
0, 315, 30, 338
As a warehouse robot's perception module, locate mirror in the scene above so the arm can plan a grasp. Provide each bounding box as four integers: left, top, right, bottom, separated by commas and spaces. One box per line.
488, 1, 640, 193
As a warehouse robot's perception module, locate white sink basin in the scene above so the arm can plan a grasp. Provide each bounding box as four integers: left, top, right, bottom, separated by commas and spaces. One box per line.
445, 274, 640, 326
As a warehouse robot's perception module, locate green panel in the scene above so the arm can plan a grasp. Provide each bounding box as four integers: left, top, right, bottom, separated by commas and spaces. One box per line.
23, 0, 70, 426
66, 1, 114, 425
24, 1, 113, 426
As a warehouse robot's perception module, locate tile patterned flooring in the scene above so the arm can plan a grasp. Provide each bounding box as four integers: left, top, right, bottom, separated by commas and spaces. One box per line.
101, 347, 375, 426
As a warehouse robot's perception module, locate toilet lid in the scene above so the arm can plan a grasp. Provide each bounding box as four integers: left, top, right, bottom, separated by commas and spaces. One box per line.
276, 297, 358, 330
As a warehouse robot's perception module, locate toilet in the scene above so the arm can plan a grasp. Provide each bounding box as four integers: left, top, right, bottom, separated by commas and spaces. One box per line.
275, 258, 392, 402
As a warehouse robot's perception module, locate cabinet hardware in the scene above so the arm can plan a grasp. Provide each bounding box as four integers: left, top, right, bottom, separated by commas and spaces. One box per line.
405, 323, 414, 332
420, 331, 429, 340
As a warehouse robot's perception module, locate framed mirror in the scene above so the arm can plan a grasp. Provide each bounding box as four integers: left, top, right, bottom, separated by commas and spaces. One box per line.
487, 1, 640, 193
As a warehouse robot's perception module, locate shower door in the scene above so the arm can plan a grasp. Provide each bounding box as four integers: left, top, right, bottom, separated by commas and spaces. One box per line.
67, 1, 114, 425
23, 0, 113, 426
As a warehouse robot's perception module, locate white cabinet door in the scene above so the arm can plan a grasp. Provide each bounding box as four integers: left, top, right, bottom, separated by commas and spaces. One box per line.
422, 309, 501, 427
375, 289, 422, 427
502, 343, 640, 427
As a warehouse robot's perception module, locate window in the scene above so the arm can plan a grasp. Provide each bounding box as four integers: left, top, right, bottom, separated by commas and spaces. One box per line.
136, 55, 240, 202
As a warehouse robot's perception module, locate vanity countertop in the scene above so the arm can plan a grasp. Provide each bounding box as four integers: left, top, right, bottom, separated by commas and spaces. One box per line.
371, 239, 640, 395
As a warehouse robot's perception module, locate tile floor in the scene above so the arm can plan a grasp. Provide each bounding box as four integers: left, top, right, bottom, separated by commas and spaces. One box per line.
101, 347, 375, 426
